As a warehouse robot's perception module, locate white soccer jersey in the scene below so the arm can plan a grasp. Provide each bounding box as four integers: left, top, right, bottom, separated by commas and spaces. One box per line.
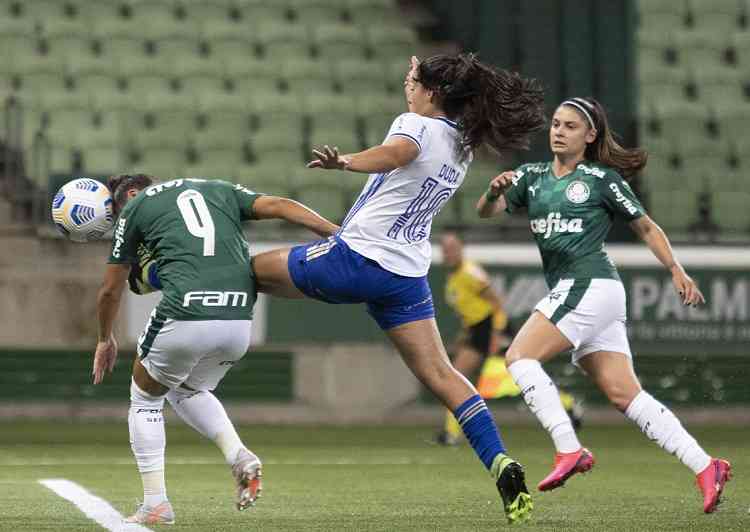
339, 112, 472, 277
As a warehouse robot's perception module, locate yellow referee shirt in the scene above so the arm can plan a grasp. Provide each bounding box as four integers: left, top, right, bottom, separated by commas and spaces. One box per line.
445, 260, 507, 329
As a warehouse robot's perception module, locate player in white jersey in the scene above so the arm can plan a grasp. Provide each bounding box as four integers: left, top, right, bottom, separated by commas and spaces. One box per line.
250, 54, 547, 523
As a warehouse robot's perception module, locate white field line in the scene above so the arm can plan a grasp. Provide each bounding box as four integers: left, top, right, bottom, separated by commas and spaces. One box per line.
11, 457, 446, 467
38, 479, 153, 532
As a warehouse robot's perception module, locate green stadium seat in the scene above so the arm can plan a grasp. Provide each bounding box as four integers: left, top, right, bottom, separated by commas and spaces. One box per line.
96, 33, 148, 62
130, 0, 188, 41
235, 161, 295, 196
130, 145, 188, 178
731, 32, 750, 71
89, 90, 139, 113
84, 109, 122, 146
44, 34, 94, 65
294, 183, 350, 223
287, 0, 346, 24
249, 133, 305, 165
11, 53, 70, 95
235, 0, 289, 26
346, 0, 399, 26
653, 100, 711, 143
335, 58, 388, 93
256, 22, 312, 60
9, 0, 69, 23
383, 56, 411, 93
647, 190, 698, 231
182, 161, 239, 181
639, 64, 688, 104
69, 54, 121, 96
367, 26, 417, 61
175, 54, 227, 95
80, 0, 125, 24
200, 16, 253, 45
79, 138, 126, 175
635, 0, 687, 30
712, 191, 750, 231
688, 63, 744, 105
250, 91, 305, 139
712, 100, 750, 139
197, 91, 253, 136
313, 24, 365, 61
227, 57, 281, 93
687, 0, 741, 33
193, 145, 250, 171
360, 93, 406, 145
179, 0, 235, 24
281, 58, 336, 96
673, 30, 730, 68
151, 34, 202, 62
206, 33, 255, 58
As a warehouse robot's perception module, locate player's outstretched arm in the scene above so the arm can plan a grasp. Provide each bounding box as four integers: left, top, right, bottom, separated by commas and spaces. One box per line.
253, 196, 340, 237
476, 171, 514, 218
306, 136, 419, 174
93, 263, 130, 384
630, 215, 705, 306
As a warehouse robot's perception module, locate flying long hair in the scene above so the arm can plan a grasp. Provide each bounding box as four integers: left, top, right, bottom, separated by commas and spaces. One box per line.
414, 53, 546, 157
561, 97, 648, 179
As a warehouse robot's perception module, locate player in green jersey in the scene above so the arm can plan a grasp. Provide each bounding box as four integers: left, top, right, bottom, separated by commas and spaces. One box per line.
92, 173, 338, 524
476, 97, 731, 513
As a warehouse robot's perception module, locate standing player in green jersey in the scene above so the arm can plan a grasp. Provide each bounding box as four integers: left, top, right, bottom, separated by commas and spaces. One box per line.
92, 174, 338, 525
476, 97, 731, 513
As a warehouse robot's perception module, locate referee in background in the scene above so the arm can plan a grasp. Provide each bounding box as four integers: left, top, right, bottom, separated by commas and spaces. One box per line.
436, 232, 583, 445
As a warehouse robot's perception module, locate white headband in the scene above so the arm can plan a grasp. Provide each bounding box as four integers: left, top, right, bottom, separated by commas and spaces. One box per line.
562, 99, 596, 130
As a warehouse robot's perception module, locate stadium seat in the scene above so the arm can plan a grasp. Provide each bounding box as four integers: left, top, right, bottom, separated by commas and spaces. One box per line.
731, 32, 750, 71
129, 145, 188, 178
673, 30, 730, 68
688, 63, 744, 105
687, 0, 741, 33
346, 0, 399, 26
635, 0, 687, 30
281, 57, 336, 96
305, 92, 359, 130
249, 91, 305, 140
235, 161, 296, 196
44, 34, 94, 66
222, 56, 280, 93
175, 54, 228, 95
11, 53, 70, 95
367, 26, 418, 61
287, 0, 347, 24
78, 138, 126, 175
235, 0, 289, 26
69, 54, 121, 96
9, 0, 69, 24
335, 58, 388, 94
648, 190, 698, 231
313, 23, 366, 61
653, 100, 712, 144
129, 0, 188, 41
193, 144, 251, 174
712, 191, 750, 231
151, 33, 202, 62
182, 161, 239, 181
359, 93, 406, 145
256, 22, 312, 60
177, 0, 234, 23
712, 100, 750, 139
199, 16, 253, 45
249, 132, 306, 166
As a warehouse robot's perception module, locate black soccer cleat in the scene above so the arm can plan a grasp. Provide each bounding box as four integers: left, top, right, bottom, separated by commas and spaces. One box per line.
491, 454, 533, 524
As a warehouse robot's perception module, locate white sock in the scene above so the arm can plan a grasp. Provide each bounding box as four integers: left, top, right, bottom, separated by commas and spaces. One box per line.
129, 379, 167, 506
625, 390, 711, 474
167, 387, 245, 465
508, 359, 581, 453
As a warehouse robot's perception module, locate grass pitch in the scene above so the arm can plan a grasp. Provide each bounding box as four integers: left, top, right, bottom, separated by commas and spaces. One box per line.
0, 421, 746, 531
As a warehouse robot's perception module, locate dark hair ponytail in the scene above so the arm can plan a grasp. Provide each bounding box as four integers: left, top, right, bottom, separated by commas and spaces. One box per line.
563, 97, 648, 179
415, 53, 546, 156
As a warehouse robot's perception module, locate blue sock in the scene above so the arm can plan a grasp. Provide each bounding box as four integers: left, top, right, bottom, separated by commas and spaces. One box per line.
454, 394, 506, 470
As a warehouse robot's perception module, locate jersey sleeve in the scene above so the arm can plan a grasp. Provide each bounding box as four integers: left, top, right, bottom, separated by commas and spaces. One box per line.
503, 165, 530, 213
600, 171, 646, 221
108, 202, 141, 264
385, 112, 429, 154
231, 183, 263, 221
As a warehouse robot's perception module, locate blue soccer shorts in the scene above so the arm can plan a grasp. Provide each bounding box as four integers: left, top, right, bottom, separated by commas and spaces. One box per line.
287, 236, 435, 330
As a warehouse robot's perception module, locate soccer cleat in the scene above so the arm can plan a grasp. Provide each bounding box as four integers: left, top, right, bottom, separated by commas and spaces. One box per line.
231, 449, 263, 511
124, 500, 175, 525
696, 458, 731, 513
491, 454, 533, 524
537, 447, 595, 492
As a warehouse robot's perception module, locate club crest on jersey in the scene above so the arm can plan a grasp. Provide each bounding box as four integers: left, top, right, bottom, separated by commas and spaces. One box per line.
565, 181, 590, 204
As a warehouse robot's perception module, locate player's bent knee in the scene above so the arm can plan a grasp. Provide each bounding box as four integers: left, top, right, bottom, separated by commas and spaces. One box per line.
603, 383, 640, 412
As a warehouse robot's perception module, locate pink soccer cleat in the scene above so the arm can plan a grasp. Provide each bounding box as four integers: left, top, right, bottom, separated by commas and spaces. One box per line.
696, 458, 731, 513
537, 447, 595, 491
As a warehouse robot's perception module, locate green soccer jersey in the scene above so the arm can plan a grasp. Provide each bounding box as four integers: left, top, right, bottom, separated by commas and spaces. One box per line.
504, 161, 646, 288
108, 179, 261, 320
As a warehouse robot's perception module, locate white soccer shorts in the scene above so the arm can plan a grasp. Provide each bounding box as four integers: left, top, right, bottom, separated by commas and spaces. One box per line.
534, 278, 632, 366
137, 311, 252, 390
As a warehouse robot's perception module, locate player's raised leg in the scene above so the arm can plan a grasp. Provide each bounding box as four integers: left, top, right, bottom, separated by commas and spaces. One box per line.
505, 312, 594, 492
387, 318, 532, 524
579, 351, 732, 513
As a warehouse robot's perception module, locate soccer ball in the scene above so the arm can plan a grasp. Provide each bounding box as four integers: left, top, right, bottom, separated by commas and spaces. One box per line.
51, 178, 114, 242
